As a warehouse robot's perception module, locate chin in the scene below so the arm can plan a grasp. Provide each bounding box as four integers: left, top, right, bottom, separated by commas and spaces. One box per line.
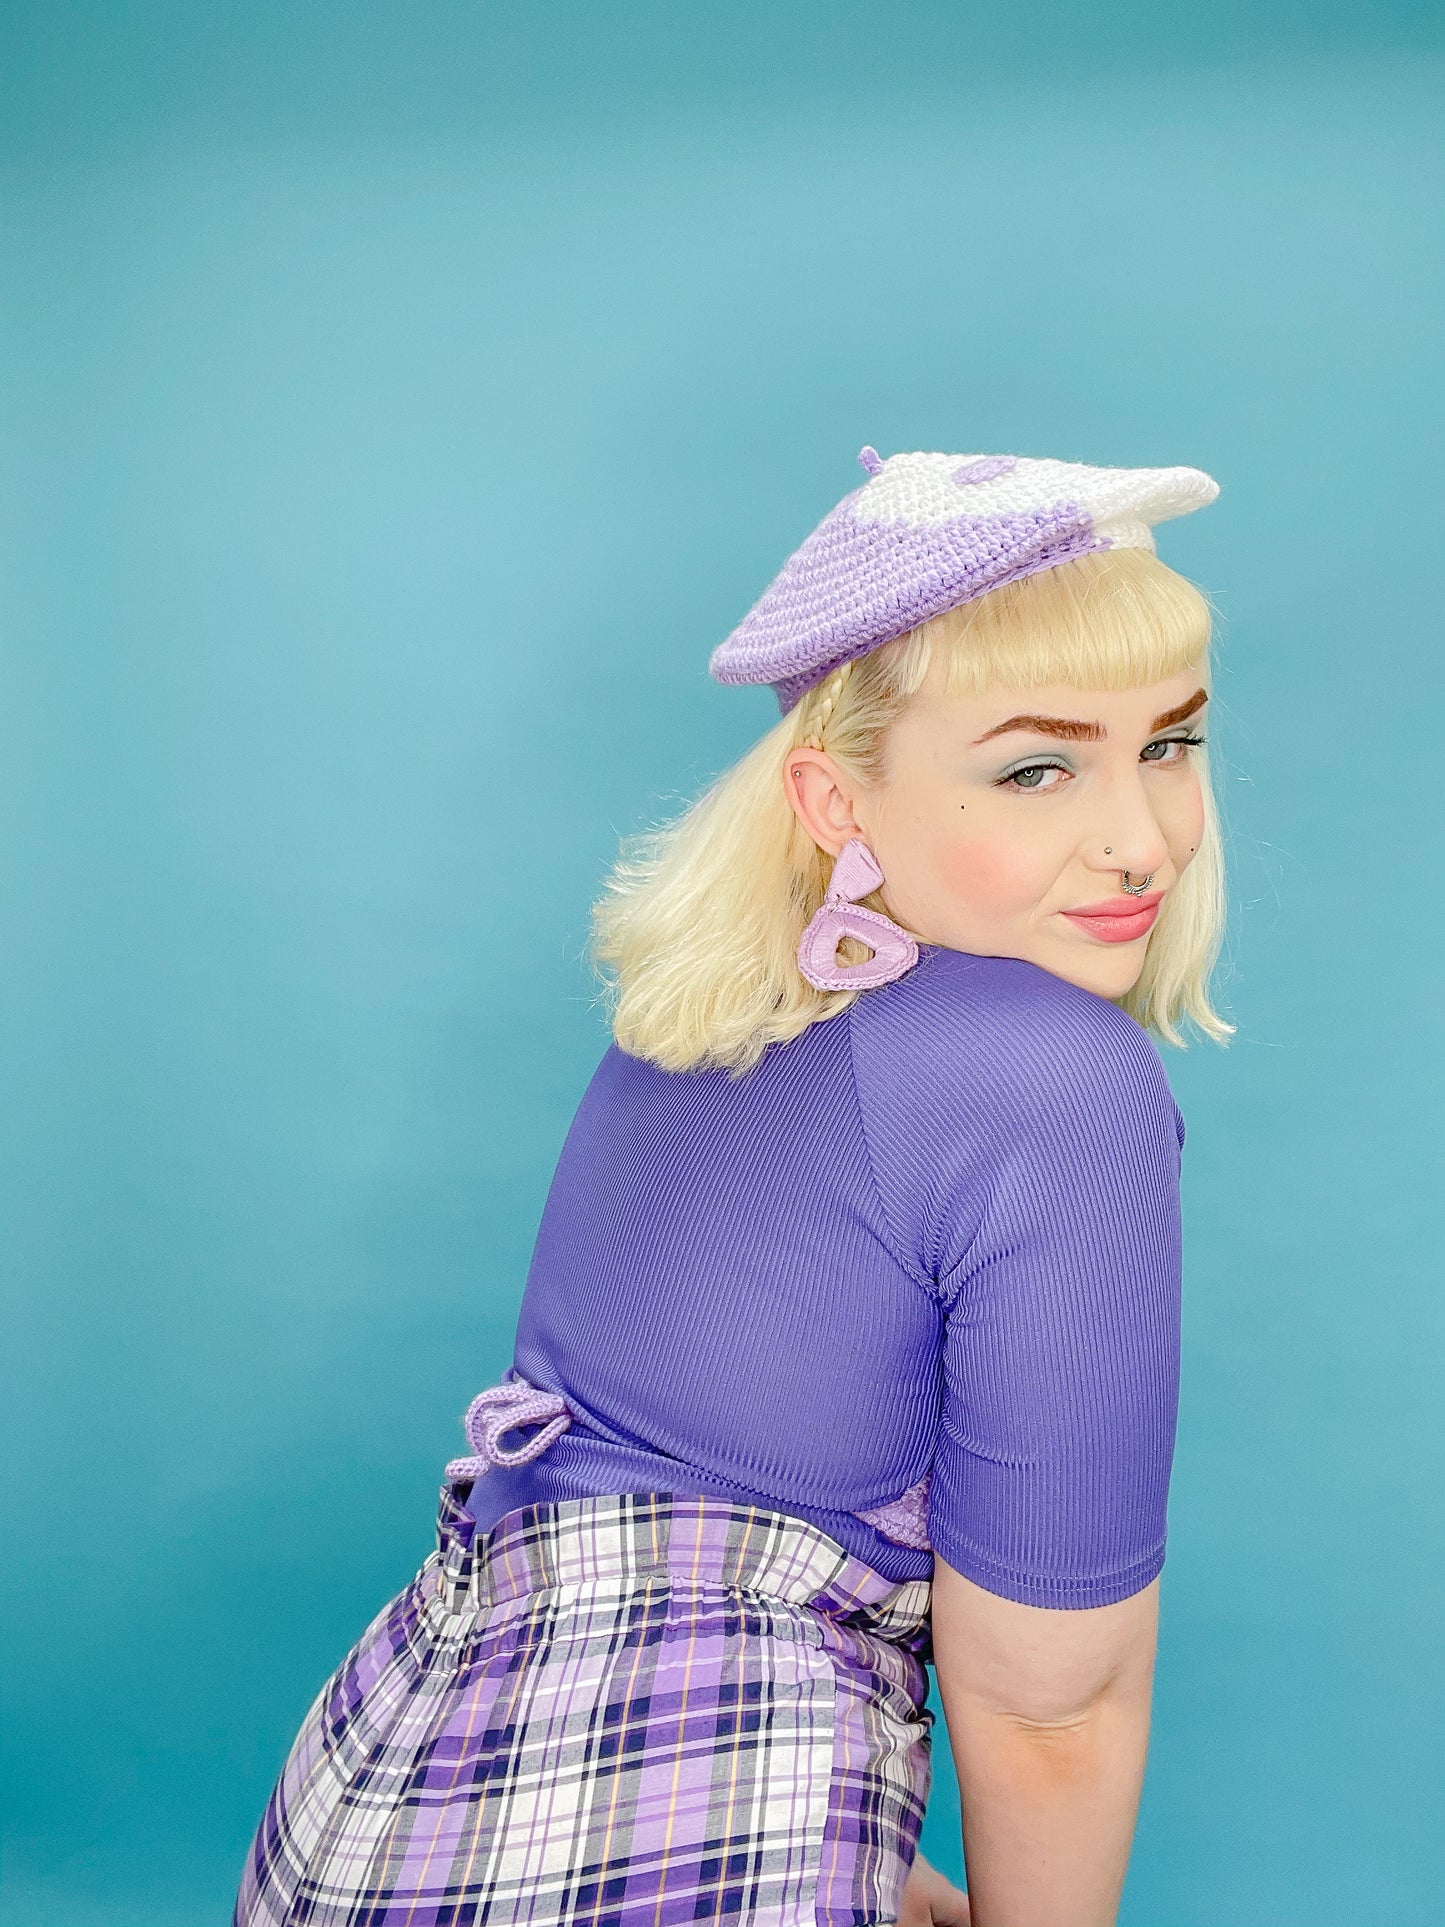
1038, 944, 1147, 1000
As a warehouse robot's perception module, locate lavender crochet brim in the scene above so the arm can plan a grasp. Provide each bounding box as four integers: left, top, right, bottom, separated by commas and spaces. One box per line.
708, 449, 1220, 713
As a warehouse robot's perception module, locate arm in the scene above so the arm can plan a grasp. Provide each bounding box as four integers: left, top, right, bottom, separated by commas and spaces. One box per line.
931, 1561, 1158, 1927
849, 966, 1184, 1922
917, 1006, 1179, 1923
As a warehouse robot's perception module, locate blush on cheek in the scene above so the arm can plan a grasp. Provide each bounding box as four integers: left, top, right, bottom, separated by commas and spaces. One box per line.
939, 836, 1032, 914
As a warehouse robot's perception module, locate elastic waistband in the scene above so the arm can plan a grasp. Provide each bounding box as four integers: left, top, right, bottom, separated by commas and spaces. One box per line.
435, 1486, 931, 1642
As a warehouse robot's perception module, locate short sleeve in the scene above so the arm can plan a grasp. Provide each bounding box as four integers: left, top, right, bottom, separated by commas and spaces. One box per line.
848, 951, 1184, 1609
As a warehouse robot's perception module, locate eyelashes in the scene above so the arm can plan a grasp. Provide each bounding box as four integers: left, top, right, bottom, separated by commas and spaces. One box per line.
993, 762, 1071, 793
993, 734, 1208, 793
1140, 731, 1208, 765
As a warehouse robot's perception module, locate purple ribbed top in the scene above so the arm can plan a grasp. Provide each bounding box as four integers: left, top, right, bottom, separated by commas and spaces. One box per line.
467, 945, 1185, 1604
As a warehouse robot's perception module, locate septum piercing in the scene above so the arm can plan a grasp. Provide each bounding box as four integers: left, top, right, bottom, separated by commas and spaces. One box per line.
1104, 849, 1155, 895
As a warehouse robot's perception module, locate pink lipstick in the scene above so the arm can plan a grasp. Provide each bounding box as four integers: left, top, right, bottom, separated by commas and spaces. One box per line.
1060, 888, 1165, 944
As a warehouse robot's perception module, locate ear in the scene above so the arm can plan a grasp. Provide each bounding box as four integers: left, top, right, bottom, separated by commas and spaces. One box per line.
783, 748, 866, 857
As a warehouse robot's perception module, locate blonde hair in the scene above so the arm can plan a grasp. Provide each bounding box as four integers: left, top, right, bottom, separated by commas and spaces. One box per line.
591, 546, 1233, 1075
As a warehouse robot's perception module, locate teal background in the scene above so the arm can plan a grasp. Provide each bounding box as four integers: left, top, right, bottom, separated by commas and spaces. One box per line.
3, 5, 1442, 1921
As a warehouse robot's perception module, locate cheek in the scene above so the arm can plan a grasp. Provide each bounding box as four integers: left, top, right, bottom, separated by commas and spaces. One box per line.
1175, 779, 1207, 854
937, 831, 1044, 911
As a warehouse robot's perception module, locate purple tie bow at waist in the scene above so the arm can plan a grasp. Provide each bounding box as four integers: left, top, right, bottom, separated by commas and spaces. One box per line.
444, 1376, 574, 1482
444, 1374, 933, 1553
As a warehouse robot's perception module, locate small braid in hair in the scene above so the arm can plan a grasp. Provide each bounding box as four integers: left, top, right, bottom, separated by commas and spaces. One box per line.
800, 659, 854, 749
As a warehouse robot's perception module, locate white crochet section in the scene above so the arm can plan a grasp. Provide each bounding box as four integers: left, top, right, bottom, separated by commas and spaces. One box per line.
849, 451, 1219, 539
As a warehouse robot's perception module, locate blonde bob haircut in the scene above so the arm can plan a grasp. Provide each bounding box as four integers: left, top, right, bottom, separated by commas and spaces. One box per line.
592, 546, 1232, 1076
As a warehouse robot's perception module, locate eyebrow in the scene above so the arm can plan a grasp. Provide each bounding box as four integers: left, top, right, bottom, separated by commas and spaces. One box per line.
1147, 687, 1211, 731
970, 686, 1209, 745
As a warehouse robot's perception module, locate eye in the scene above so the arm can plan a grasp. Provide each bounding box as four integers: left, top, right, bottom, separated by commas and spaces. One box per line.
1141, 732, 1208, 765
993, 759, 1072, 794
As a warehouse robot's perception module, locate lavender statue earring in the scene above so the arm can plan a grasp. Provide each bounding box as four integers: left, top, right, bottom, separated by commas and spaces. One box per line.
796, 837, 920, 991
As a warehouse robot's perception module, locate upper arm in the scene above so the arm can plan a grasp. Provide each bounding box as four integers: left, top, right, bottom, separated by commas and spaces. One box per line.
931, 1555, 1159, 1727
849, 957, 1185, 1611
924, 1000, 1184, 1612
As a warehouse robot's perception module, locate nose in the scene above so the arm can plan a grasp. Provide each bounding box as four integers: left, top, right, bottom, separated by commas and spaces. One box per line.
1086, 764, 1171, 881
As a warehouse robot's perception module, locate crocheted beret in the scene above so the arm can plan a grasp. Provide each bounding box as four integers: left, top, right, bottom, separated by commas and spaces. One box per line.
709, 446, 1219, 713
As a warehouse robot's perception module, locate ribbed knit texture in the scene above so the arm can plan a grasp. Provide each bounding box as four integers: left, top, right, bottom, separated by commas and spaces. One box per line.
467, 946, 1185, 1604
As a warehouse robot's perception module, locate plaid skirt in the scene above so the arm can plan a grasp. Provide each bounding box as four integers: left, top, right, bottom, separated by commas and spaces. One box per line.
234, 1487, 935, 1926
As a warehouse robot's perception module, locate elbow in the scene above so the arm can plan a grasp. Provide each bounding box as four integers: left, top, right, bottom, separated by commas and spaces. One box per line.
989, 1652, 1144, 1735
999, 1699, 1117, 1757
1003, 1702, 1113, 1744
977, 1641, 1158, 1746
975, 1694, 1149, 1797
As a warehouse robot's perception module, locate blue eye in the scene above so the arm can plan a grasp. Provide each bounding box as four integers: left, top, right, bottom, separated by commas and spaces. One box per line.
993, 759, 1071, 793
1142, 733, 1208, 764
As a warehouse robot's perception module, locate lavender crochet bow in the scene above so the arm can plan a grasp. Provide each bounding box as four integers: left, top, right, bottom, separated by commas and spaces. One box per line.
444, 1375, 574, 1482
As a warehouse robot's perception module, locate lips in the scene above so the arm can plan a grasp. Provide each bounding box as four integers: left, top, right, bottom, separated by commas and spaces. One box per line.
1060, 889, 1165, 945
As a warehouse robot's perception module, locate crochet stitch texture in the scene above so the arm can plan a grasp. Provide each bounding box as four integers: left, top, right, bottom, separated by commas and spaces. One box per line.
709, 447, 1219, 712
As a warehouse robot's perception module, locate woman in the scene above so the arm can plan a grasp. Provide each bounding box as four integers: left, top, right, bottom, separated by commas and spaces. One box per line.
235, 446, 1229, 1927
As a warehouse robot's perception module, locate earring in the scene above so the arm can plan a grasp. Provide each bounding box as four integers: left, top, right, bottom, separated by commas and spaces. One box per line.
797, 837, 920, 990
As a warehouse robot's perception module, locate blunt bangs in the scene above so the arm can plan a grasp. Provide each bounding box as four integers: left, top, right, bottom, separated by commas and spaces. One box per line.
900, 547, 1213, 699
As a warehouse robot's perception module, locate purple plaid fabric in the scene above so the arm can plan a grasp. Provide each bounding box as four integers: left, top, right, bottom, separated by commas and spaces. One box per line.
233, 1489, 935, 1926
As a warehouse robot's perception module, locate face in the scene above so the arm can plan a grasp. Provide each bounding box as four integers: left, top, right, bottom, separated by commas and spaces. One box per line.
787, 657, 1209, 1000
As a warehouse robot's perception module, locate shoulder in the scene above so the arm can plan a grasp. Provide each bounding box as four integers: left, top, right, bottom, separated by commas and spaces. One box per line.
847, 945, 1183, 1150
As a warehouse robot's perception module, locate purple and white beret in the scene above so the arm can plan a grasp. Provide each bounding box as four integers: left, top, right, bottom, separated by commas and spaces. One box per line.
709, 446, 1219, 712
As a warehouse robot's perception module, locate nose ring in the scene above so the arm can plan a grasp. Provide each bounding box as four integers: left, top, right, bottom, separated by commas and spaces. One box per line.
1120, 870, 1155, 896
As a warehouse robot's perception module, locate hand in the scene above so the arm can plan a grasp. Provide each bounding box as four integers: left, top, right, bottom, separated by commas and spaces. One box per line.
898, 1849, 971, 1926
